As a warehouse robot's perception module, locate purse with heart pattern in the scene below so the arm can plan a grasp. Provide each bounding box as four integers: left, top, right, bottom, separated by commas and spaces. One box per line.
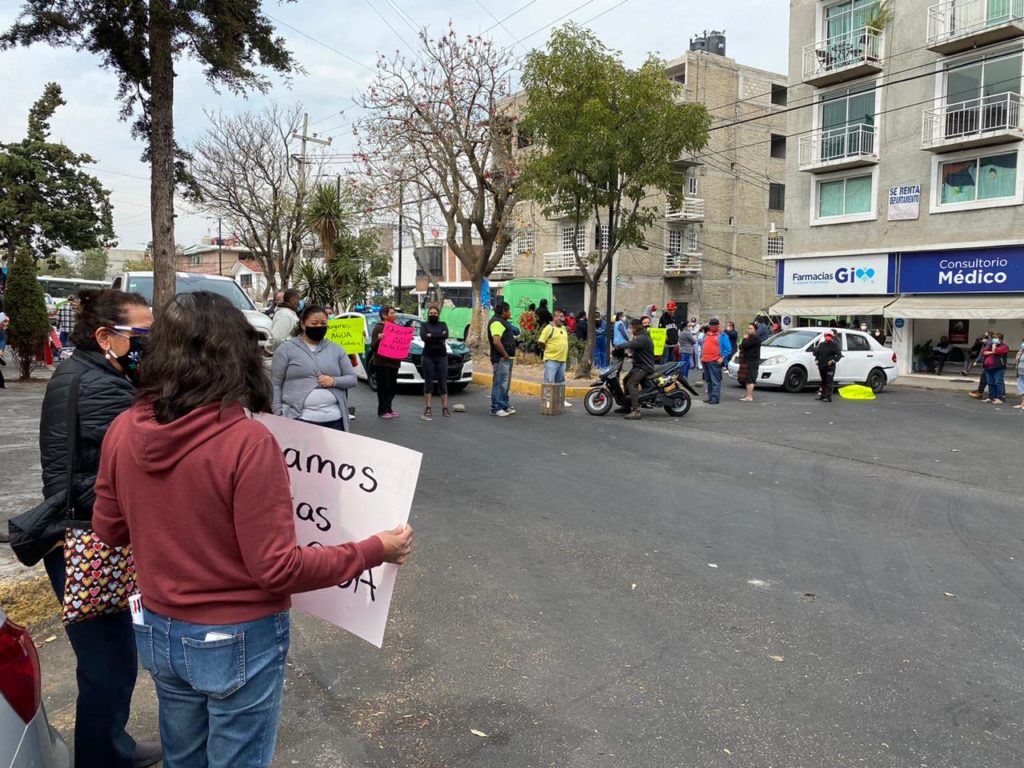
61, 527, 137, 625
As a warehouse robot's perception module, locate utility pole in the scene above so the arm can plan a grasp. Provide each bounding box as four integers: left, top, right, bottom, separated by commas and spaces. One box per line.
217, 216, 223, 276
291, 112, 331, 284
396, 185, 404, 308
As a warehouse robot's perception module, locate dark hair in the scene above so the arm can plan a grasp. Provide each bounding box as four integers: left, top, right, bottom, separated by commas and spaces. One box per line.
300, 305, 328, 323
427, 302, 440, 314
538, 298, 548, 307
283, 288, 301, 306
136, 292, 272, 424
493, 301, 509, 315
70, 288, 150, 350
528, 303, 536, 311
379, 304, 394, 319
630, 318, 644, 328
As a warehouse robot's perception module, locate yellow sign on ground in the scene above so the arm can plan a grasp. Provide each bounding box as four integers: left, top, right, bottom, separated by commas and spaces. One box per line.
326, 317, 366, 354
838, 384, 876, 400
648, 327, 667, 357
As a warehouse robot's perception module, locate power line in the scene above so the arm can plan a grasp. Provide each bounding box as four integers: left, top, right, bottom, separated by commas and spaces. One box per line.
265, 13, 378, 75
364, 0, 414, 51
481, 0, 541, 34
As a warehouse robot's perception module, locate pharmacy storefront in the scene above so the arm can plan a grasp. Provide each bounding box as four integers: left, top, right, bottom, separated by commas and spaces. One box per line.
770, 254, 897, 329
885, 246, 1024, 376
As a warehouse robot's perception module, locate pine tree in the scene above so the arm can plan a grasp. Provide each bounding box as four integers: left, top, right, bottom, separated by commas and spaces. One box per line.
6, 248, 52, 379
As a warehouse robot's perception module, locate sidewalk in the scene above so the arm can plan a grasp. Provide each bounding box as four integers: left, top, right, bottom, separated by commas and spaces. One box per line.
890, 371, 1021, 396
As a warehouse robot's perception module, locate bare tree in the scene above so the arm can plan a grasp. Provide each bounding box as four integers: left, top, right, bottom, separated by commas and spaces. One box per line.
356, 26, 519, 347
188, 104, 324, 297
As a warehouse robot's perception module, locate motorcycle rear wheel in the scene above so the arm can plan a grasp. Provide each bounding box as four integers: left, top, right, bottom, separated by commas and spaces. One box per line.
663, 393, 692, 417
584, 388, 614, 416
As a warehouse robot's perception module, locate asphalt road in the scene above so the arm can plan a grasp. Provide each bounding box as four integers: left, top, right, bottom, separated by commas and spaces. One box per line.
3, 374, 1023, 767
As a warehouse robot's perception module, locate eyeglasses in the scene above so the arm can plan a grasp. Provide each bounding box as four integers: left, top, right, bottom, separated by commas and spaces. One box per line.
111, 325, 150, 336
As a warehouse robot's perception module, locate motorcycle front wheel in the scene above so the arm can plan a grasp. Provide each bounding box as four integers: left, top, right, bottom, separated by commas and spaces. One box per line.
584, 387, 614, 416
663, 392, 692, 417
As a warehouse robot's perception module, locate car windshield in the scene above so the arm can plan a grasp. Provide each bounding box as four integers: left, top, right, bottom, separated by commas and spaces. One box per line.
762, 330, 819, 349
125, 275, 256, 311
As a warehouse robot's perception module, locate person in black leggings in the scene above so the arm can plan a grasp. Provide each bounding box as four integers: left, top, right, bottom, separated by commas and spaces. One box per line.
370, 305, 402, 418
420, 302, 450, 420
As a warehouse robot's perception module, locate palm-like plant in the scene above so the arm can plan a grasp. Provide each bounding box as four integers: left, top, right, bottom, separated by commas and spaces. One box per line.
305, 184, 345, 263
295, 259, 337, 308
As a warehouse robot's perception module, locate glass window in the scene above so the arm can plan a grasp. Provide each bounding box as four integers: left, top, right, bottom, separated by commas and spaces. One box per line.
125, 275, 256, 310
769, 182, 786, 210
940, 151, 1017, 204
820, 86, 876, 160
763, 330, 820, 349
560, 225, 586, 253
818, 174, 873, 218
847, 333, 871, 351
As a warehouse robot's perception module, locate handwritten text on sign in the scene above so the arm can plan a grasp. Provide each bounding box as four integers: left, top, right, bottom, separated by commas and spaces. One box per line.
377, 323, 415, 359
255, 414, 422, 648
326, 317, 366, 354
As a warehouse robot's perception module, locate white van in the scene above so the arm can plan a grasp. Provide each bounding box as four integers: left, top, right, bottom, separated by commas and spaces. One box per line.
111, 272, 274, 351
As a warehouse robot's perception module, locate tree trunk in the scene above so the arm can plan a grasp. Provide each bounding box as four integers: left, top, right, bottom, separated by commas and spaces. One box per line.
149, 0, 176, 314
574, 274, 600, 379
468, 276, 486, 353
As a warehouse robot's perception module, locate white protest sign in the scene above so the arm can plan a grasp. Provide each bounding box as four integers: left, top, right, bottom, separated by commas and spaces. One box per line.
255, 414, 422, 647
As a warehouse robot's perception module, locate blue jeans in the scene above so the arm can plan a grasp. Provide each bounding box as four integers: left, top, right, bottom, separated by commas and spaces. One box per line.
986, 367, 1006, 400
491, 358, 513, 413
703, 361, 723, 402
543, 360, 566, 384
680, 353, 692, 380
594, 341, 608, 369
44, 550, 138, 768
135, 609, 290, 768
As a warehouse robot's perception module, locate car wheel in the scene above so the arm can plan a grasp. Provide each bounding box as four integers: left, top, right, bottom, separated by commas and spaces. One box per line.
663, 393, 692, 417
367, 368, 379, 392
584, 388, 614, 416
782, 365, 807, 393
866, 367, 886, 394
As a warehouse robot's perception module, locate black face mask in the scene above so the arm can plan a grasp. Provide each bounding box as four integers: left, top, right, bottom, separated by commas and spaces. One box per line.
109, 335, 146, 385
428, 314, 440, 322
305, 326, 328, 342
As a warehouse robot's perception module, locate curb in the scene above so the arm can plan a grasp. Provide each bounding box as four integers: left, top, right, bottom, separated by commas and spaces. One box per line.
471, 371, 593, 399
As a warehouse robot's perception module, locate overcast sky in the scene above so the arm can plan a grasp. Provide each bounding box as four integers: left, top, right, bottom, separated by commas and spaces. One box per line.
0, 0, 788, 253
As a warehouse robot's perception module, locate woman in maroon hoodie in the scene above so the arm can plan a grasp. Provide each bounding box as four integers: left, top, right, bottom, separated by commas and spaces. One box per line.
92, 292, 413, 768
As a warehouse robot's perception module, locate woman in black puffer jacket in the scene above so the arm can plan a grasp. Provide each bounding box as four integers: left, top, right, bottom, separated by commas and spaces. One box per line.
37, 288, 162, 768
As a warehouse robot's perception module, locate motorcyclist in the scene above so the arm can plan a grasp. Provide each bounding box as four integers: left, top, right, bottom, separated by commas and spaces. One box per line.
813, 329, 843, 402
614, 318, 656, 420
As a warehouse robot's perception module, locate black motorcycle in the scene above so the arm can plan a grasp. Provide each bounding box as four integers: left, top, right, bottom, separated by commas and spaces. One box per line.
583, 354, 697, 417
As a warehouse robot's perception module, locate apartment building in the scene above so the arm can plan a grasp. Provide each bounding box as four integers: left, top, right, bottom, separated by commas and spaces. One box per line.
505, 37, 788, 323
778, 0, 1024, 375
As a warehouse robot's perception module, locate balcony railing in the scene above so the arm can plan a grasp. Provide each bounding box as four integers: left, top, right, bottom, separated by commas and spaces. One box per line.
665, 197, 705, 222
802, 26, 883, 86
543, 250, 581, 272
798, 123, 877, 171
664, 251, 701, 275
927, 0, 1024, 53
922, 93, 1024, 150
491, 255, 514, 277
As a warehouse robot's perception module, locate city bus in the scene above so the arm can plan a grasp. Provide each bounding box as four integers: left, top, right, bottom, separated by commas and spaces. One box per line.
36, 276, 108, 300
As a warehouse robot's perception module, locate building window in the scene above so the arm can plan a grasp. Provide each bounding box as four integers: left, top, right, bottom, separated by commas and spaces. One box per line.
819, 84, 876, 161
687, 176, 698, 195
937, 150, 1019, 207
769, 182, 786, 210
688, 229, 699, 253
771, 83, 787, 106
595, 224, 611, 250
767, 235, 784, 257
515, 230, 534, 255
813, 170, 875, 223
239, 273, 253, 289
825, 0, 877, 43
189, 254, 201, 266
942, 50, 1022, 140
516, 127, 533, 149
415, 245, 443, 276
770, 134, 786, 159
669, 229, 697, 255
560, 225, 586, 254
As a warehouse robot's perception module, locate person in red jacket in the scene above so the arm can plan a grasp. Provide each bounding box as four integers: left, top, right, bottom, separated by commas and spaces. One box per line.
92, 291, 413, 768
981, 331, 1010, 404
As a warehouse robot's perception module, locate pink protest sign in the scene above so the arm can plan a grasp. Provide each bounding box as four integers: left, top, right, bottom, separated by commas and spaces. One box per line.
377, 323, 415, 359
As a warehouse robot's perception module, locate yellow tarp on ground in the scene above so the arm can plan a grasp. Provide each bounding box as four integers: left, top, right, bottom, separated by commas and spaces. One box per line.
838, 384, 876, 400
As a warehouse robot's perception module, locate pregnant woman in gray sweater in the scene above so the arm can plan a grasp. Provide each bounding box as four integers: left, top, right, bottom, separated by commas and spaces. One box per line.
271, 305, 357, 431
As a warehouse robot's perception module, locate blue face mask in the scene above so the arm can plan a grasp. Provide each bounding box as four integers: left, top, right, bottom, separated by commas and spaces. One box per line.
297, 299, 305, 312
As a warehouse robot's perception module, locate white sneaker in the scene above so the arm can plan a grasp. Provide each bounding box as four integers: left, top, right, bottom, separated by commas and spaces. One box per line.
564, 401, 574, 407
507, 405, 517, 414
492, 409, 511, 417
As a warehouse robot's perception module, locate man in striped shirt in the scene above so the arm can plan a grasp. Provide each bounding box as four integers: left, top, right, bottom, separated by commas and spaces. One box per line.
56, 296, 77, 347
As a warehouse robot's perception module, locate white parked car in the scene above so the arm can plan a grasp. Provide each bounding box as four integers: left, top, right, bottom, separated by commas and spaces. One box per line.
0, 607, 70, 768
112, 272, 274, 352
341, 312, 474, 391
727, 327, 898, 393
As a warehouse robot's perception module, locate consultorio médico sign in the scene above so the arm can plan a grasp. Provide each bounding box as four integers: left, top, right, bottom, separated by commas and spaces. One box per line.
898, 247, 1024, 293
